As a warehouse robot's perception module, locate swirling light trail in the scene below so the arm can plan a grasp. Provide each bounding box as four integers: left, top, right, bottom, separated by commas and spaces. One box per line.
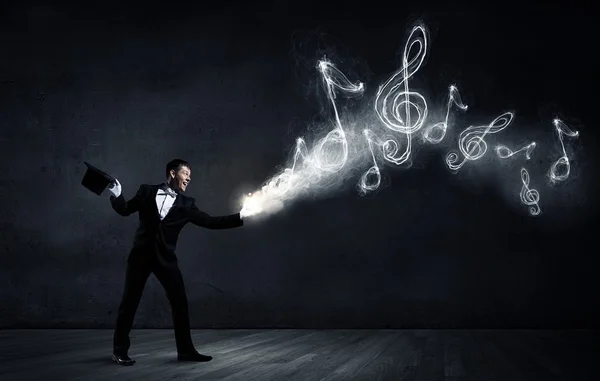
239, 23, 582, 219
548, 118, 579, 184
520, 167, 541, 216
495, 142, 536, 159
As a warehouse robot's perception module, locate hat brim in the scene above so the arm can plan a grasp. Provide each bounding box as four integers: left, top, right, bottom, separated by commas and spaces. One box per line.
81, 161, 115, 196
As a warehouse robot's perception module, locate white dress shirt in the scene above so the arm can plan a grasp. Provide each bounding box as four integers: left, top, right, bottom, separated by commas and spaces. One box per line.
156, 184, 177, 220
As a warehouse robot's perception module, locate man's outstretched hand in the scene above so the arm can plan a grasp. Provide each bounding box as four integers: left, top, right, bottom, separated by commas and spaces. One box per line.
108, 179, 122, 198
239, 193, 263, 219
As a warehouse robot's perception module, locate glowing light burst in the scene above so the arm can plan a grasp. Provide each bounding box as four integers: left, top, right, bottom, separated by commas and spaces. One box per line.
422, 85, 468, 144
445, 112, 514, 171
548, 118, 579, 184
495, 142, 537, 159
239, 23, 583, 219
520, 168, 541, 216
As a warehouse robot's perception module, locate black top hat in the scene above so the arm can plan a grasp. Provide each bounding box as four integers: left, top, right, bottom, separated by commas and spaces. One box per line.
81, 161, 115, 196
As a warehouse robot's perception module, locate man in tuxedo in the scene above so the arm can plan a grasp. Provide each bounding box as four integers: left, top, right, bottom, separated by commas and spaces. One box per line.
107, 159, 247, 366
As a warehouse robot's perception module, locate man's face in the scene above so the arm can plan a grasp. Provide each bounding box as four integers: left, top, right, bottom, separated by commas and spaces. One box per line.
170, 165, 191, 192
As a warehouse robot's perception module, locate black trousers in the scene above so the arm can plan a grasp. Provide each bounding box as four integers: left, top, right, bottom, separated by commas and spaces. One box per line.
113, 255, 194, 355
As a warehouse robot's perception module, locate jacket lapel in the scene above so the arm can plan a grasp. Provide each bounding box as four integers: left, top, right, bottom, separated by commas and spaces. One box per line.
149, 184, 162, 220
163, 193, 184, 221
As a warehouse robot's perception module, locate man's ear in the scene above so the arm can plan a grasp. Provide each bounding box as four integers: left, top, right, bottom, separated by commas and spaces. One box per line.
169, 169, 175, 179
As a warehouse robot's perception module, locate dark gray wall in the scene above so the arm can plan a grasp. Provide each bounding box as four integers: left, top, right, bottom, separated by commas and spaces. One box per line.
1, 2, 597, 328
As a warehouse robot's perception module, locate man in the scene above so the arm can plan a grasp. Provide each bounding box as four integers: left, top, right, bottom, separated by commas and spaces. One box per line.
108, 159, 247, 366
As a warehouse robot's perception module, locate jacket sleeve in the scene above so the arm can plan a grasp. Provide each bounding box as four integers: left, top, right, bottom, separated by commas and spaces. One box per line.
188, 200, 244, 229
110, 185, 144, 216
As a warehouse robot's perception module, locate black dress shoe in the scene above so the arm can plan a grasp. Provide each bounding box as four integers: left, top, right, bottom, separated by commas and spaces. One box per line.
177, 351, 212, 362
112, 353, 136, 366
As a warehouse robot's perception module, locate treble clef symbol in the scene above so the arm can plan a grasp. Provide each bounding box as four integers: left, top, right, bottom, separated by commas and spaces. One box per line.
520, 168, 541, 216
373, 24, 429, 167
357, 24, 429, 195
446, 112, 514, 172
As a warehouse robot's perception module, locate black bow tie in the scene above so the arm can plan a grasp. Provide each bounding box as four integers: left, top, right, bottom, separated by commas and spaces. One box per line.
158, 188, 177, 198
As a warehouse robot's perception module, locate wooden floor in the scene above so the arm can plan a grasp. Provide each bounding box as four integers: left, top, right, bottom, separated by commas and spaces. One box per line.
0, 329, 598, 380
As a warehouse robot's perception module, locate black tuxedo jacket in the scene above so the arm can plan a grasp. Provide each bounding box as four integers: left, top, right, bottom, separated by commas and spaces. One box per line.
110, 183, 243, 266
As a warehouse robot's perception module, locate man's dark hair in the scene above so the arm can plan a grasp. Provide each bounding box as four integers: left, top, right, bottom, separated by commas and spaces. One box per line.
166, 159, 190, 178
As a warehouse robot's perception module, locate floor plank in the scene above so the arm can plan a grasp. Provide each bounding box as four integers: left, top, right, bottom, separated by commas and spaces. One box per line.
0, 329, 597, 381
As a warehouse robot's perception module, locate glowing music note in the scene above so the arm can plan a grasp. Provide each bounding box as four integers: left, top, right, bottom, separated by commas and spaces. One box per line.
423, 85, 468, 144
358, 129, 384, 195
520, 167, 541, 216
446, 112, 514, 171
548, 118, 579, 184
495, 142, 537, 160
314, 58, 364, 173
